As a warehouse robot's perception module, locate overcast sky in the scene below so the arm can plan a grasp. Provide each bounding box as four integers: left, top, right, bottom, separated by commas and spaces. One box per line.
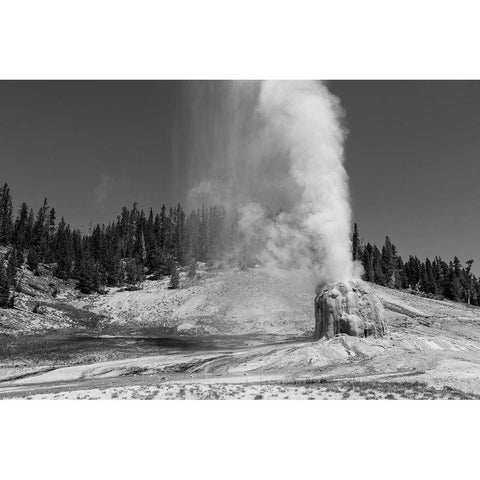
1, 80, 479, 270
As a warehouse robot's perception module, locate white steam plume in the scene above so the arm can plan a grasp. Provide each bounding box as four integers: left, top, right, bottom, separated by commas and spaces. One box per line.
181, 80, 353, 285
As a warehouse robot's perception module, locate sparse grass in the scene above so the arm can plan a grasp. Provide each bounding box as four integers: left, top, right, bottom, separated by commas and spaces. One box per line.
18, 375, 480, 401
281, 378, 479, 400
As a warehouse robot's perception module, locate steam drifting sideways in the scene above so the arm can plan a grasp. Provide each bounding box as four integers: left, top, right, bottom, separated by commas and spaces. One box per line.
183, 80, 354, 286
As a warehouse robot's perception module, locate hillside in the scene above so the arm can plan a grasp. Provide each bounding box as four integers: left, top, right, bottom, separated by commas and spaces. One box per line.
83, 266, 314, 336
0, 263, 106, 335
2, 263, 313, 337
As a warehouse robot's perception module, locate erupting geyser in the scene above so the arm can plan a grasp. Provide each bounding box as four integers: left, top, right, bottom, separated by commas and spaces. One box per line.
180, 80, 387, 340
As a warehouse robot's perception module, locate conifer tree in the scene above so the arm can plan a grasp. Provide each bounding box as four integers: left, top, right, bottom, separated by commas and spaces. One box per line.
445, 264, 462, 302
424, 258, 437, 295
77, 257, 102, 294
7, 249, 17, 287
464, 259, 474, 304
33, 198, 49, 259
396, 256, 408, 289
352, 223, 361, 261
381, 236, 397, 287
27, 247, 39, 271
54, 218, 73, 279
25, 208, 35, 246
13, 202, 29, 250
0, 183, 13, 245
0, 260, 10, 308
15, 247, 24, 267
361, 243, 374, 282
168, 261, 180, 289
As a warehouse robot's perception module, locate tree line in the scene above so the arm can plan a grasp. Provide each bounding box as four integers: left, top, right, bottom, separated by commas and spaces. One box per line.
0, 182, 234, 306
1, 181, 479, 308
352, 223, 480, 305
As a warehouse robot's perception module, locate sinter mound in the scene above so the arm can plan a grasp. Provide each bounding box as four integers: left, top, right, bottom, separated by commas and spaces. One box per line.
314, 280, 388, 339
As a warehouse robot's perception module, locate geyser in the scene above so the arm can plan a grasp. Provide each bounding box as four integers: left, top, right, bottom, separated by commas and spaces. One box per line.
314, 280, 388, 339
180, 80, 386, 339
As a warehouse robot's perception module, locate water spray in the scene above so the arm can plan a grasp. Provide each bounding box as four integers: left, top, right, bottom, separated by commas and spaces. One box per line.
182, 80, 387, 338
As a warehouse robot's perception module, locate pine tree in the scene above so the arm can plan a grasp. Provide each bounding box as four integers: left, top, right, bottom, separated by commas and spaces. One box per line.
381, 236, 396, 287
0, 260, 10, 308
352, 223, 361, 261
445, 262, 462, 301
168, 261, 180, 289
7, 249, 17, 287
25, 208, 35, 246
198, 205, 208, 262
106, 246, 124, 286
158, 205, 166, 251
48, 208, 56, 235
135, 230, 147, 264
15, 247, 24, 267
54, 218, 73, 279
125, 259, 144, 285
0, 183, 13, 245
361, 243, 374, 282
77, 257, 102, 294
464, 259, 474, 304
405, 255, 422, 289
27, 247, 39, 271
396, 256, 408, 289
145, 210, 156, 270
424, 258, 437, 295
174, 204, 186, 265
13, 202, 29, 250
33, 198, 49, 260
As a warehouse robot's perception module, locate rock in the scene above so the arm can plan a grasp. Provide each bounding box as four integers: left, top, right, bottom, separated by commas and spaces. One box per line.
314, 279, 388, 339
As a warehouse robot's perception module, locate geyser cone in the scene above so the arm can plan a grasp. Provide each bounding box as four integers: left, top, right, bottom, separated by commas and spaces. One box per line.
314, 280, 388, 340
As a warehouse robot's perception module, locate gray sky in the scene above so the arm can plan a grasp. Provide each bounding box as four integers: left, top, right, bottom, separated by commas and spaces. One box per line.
329, 81, 480, 271
1, 80, 479, 271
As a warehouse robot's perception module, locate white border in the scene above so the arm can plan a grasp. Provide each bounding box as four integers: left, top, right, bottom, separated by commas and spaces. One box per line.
1, 401, 479, 479
0, 1, 479, 79
1, 1, 479, 478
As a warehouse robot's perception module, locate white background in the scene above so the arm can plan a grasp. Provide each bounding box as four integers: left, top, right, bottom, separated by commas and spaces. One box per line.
1, 1, 479, 479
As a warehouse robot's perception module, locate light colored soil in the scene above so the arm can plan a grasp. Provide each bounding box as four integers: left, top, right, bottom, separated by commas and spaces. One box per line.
84, 267, 314, 336
2, 266, 480, 399
16, 379, 478, 400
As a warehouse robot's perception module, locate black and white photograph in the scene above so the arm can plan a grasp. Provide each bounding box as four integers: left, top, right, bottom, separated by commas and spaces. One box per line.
1, 1, 479, 478
3, 79, 480, 400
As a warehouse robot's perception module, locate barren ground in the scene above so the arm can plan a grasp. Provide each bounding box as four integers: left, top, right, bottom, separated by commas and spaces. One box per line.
2, 265, 480, 400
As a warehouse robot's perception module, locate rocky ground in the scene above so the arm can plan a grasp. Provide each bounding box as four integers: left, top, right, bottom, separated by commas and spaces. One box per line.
2, 264, 480, 399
